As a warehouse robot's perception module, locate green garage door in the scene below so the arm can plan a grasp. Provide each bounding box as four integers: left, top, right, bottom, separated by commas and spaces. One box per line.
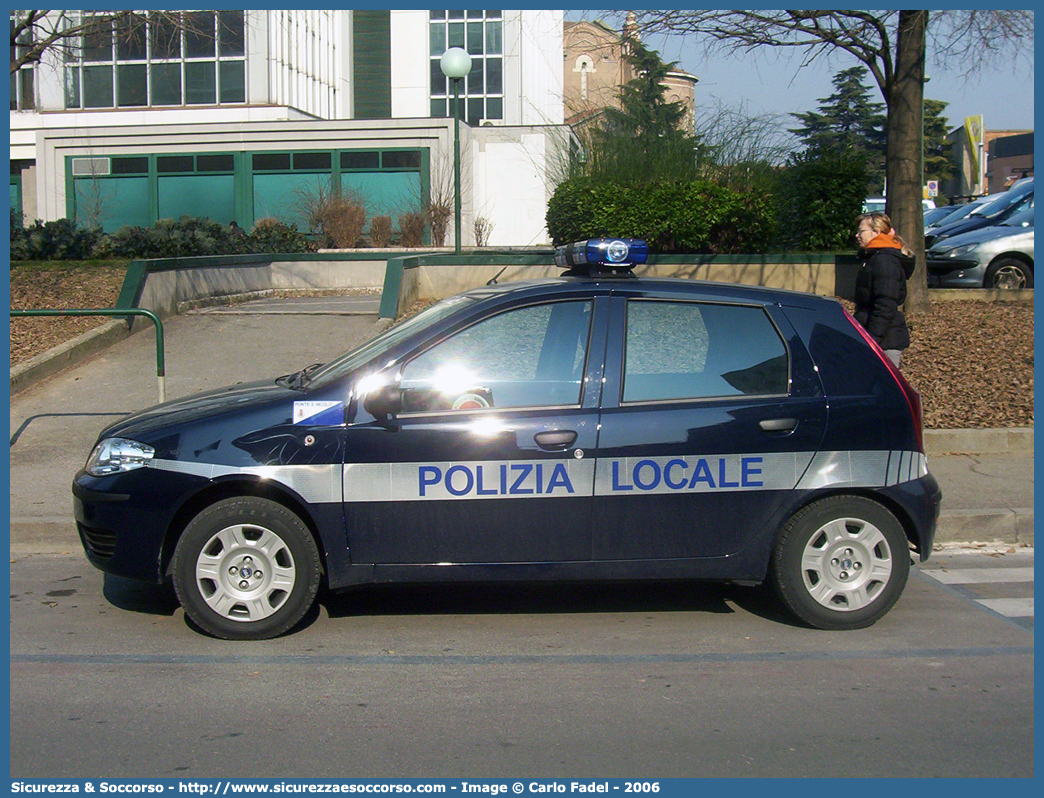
342, 171, 421, 219
158, 174, 236, 224
74, 176, 150, 232
252, 172, 329, 231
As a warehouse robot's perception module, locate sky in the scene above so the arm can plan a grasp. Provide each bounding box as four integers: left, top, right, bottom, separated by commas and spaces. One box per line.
567, 10, 1035, 135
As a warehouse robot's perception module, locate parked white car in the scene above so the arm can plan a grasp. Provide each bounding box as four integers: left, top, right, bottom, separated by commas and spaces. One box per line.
863, 197, 936, 214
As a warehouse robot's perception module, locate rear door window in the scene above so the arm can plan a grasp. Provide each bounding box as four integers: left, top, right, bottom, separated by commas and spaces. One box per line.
622, 300, 789, 403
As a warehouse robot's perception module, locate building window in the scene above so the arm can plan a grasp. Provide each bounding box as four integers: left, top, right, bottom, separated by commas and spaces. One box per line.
10, 16, 36, 110
429, 10, 502, 125
63, 10, 247, 110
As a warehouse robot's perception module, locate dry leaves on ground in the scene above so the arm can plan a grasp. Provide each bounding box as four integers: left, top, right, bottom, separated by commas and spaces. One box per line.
903, 300, 1033, 429
10, 265, 128, 365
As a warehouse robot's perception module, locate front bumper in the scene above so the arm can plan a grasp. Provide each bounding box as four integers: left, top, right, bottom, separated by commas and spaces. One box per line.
72, 467, 209, 583
927, 258, 986, 288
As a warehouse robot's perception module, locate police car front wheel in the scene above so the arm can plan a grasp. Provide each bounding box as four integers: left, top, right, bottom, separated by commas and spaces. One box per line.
172, 497, 321, 640
770, 496, 910, 630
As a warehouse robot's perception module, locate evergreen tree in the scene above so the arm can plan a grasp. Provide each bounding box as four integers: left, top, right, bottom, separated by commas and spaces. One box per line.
789, 66, 886, 192
603, 39, 688, 138
923, 98, 957, 188
584, 39, 698, 184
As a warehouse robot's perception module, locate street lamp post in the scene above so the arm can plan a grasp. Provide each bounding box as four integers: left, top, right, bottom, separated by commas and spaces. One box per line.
440, 47, 472, 255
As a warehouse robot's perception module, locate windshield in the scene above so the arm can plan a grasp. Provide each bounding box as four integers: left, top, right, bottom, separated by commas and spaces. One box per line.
971, 182, 1034, 218
1000, 206, 1034, 227
924, 206, 961, 227
932, 199, 986, 226
304, 295, 476, 388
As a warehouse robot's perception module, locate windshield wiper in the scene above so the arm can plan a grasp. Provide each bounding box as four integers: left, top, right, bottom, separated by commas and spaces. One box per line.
277, 362, 324, 390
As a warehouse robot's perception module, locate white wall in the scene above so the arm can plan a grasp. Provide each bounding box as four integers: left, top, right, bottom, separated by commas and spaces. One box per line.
472, 125, 570, 246
511, 10, 565, 126
266, 10, 341, 119
389, 10, 431, 118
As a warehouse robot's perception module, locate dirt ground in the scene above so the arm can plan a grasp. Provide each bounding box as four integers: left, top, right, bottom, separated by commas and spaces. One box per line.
9, 264, 1034, 429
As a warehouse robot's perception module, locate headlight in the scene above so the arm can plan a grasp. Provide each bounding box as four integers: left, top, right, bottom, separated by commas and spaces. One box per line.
930, 242, 978, 258
945, 243, 979, 258
85, 437, 155, 476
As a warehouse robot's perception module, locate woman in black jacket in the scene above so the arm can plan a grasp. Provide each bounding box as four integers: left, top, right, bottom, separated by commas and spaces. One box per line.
853, 212, 916, 368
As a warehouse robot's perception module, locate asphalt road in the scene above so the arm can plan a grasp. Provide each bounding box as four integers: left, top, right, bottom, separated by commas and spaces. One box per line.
9, 549, 1033, 779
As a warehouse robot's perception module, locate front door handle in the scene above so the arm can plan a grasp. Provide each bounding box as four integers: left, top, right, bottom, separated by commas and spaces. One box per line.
535, 430, 578, 451
759, 417, 798, 433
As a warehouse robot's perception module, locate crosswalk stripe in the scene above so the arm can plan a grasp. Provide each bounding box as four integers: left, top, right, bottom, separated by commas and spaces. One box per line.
976, 598, 1034, 618
924, 567, 1035, 585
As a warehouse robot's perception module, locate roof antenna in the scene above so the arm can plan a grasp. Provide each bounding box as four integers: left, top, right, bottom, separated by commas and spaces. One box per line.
486, 267, 508, 285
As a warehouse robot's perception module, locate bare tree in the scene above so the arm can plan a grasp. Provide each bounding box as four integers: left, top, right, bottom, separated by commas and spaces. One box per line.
623, 10, 1034, 314
425, 151, 454, 247
295, 179, 367, 249
401, 142, 471, 248
692, 99, 795, 192
10, 10, 239, 74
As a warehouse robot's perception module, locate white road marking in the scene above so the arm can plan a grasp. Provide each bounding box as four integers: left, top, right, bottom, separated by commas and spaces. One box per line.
975, 598, 1034, 617
921, 555, 1034, 619
926, 567, 1035, 585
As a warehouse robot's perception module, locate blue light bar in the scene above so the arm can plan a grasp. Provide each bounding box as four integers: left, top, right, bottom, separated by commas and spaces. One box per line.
554, 238, 649, 272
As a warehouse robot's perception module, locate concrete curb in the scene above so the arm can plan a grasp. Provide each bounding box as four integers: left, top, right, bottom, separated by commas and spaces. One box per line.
924, 427, 1034, 455
936, 508, 1034, 547
10, 319, 131, 396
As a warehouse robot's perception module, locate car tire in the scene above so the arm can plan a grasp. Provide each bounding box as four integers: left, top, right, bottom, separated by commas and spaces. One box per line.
984, 258, 1033, 290
770, 496, 910, 630
172, 497, 321, 640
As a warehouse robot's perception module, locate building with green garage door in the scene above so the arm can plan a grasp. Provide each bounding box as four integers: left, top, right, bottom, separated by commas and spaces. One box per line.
12, 10, 570, 246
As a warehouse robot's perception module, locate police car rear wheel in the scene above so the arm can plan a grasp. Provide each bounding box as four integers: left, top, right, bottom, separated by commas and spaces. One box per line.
172, 497, 321, 640
770, 496, 909, 630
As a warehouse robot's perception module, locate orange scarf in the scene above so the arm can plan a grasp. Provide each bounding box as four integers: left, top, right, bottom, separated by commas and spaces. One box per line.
864, 231, 904, 250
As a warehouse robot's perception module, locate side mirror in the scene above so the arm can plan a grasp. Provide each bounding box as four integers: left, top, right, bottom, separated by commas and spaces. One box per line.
363, 382, 402, 421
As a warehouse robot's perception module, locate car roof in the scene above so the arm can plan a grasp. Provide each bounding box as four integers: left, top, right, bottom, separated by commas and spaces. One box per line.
460, 274, 835, 311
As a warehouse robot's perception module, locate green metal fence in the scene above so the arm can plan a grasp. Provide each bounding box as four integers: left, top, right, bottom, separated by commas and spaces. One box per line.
10, 308, 167, 403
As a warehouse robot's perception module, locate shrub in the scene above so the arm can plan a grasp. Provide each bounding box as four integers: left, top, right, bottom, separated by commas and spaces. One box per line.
248, 218, 317, 254
93, 215, 232, 259
15, 217, 103, 261
427, 202, 451, 247
324, 196, 367, 248
369, 216, 393, 248
92, 225, 156, 259
774, 150, 868, 251
92, 215, 316, 259
10, 207, 27, 261
297, 183, 367, 248
398, 212, 426, 247
474, 216, 494, 247
546, 177, 774, 254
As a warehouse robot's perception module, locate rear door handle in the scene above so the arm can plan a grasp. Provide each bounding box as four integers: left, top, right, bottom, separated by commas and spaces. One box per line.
759, 418, 798, 433
535, 430, 578, 451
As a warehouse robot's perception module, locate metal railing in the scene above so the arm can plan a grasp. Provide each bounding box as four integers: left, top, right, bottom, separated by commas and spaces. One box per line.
10, 308, 166, 403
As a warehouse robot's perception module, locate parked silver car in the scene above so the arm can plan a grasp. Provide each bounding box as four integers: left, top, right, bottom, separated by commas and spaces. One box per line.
927, 206, 1034, 289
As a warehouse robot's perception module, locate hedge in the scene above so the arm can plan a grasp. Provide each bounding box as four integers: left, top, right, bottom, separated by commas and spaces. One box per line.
546, 177, 775, 254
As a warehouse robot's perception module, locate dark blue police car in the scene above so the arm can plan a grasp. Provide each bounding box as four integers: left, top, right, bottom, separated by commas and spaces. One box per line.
73, 239, 941, 639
